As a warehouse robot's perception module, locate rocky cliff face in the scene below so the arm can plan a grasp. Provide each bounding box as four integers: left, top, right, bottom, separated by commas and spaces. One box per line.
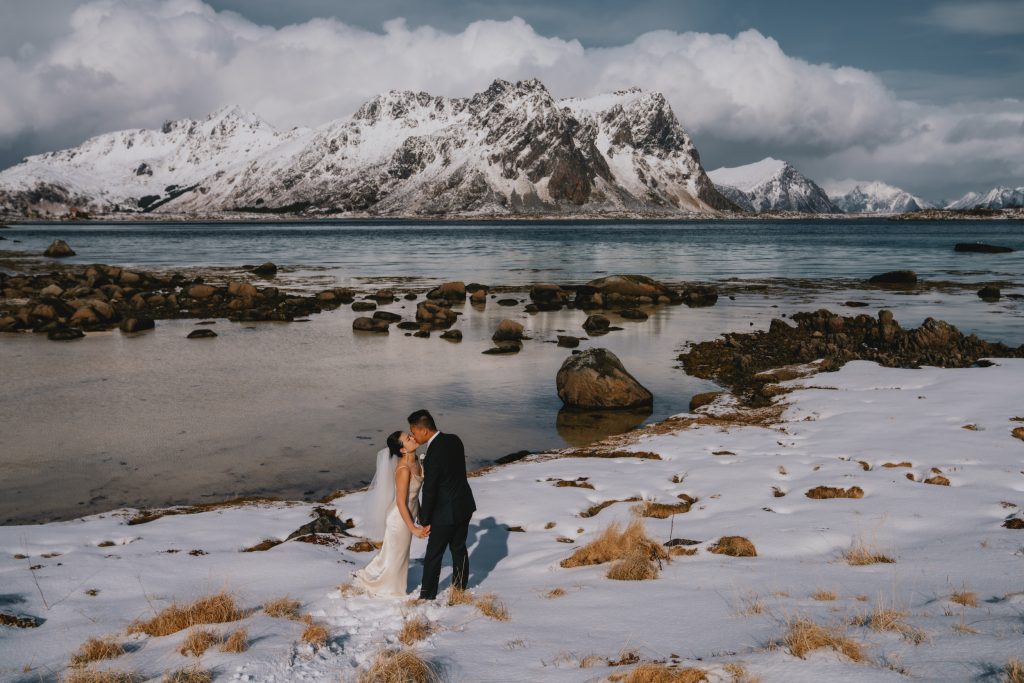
0, 80, 734, 217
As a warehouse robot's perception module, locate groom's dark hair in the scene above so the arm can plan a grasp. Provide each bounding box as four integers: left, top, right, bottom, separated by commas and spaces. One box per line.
407, 409, 437, 431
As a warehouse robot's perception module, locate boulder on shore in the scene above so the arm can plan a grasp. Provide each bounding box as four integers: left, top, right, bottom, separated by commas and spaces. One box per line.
492, 319, 525, 342
426, 281, 467, 301
120, 316, 155, 333
978, 285, 1001, 301
868, 270, 918, 286
44, 239, 76, 257
416, 301, 457, 329
353, 317, 390, 333
187, 328, 218, 339
252, 262, 278, 276
556, 347, 653, 411
582, 314, 611, 334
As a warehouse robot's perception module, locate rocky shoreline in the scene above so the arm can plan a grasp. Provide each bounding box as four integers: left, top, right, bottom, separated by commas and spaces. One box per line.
679, 307, 1024, 405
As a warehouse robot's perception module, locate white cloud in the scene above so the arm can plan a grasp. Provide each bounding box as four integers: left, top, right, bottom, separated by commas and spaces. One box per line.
0, 0, 1019, 200
923, 1, 1024, 35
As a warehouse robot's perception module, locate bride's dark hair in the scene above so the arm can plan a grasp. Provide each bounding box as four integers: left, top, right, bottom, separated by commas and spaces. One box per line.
386, 431, 404, 458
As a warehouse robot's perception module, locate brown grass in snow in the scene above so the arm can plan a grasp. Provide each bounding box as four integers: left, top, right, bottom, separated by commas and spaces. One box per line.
128, 592, 245, 637
811, 590, 837, 601
60, 670, 139, 683
851, 603, 927, 644
446, 585, 474, 606
843, 536, 895, 565
709, 536, 757, 557
561, 519, 667, 569
881, 461, 912, 468
805, 486, 864, 500
722, 663, 761, 683
1003, 658, 1024, 683
950, 590, 978, 607
475, 593, 510, 621
162, 667, 212, 683
263, 596, 301, 620
301, 619, 329, 648
398, 615, 433, 645
179, 629, 221, 657
580, 497, 642, 518
607, 548, 659, 581
608, 663, 708, 682
781, 618, 867, 662
544, 588, 567, 599
220, 628, 248, 653
633, 494, 696, 518
69, 637, 125, 667
357, 648, 441, 683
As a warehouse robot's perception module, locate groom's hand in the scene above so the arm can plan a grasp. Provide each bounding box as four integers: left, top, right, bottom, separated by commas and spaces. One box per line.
413, 525, 430, 539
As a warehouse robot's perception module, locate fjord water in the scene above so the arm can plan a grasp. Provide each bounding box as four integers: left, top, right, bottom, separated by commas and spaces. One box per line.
1, 219, 1022, 524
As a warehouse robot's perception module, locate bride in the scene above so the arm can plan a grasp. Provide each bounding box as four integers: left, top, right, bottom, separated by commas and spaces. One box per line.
352, 431, 429, 598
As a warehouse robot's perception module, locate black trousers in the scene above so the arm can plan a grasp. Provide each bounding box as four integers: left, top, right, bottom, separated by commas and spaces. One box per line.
419, 517, 470, 600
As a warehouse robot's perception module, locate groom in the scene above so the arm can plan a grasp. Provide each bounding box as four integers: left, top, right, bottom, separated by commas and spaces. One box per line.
408, 409, 477, 600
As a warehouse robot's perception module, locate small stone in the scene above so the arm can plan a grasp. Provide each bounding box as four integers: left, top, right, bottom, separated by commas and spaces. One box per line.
187, 284, 217, 299
977, 285, 1001, 301
47, 327, 84, 341
497, 298, 519, 306
352, 301, 377, 312
120, 316, 155, 333
187, 328, 217, 339
868, 270, 917, 286
557, 335, 580, 348
440, 329, 463, 342
39, 284, 63, 297
619, 308, 648, 321
582, 314, 611, 334
372, 311, 402, 323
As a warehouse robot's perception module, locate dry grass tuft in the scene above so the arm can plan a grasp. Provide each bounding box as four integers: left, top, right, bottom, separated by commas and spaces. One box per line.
1012, 427, 1024, 441
544, 588, 567, 599
1003, 658, 1024, 683
722, 662, 761, 683
607, 548, 658, 581
162, 666, 212, 683
609, 663, 708, 682
811, 590, 837, 601
179, 629, 221, 657
669, 546, 698, 557
301, 619, 329, 648
544, 521, 556, 529
554, 478, 594, 489
952, 621, 978, 635
782, 618, 867, 662
128, 592, 244, 637
70, 637, 125, 667
242, 538, 282, 552
220, 628, 248, 653
580, 497, 641, 518
771, 486, 786, 497
633, 495, 697, 518
475, 593, 510, 621
60, 669, 139, 683
881, 461, 912, 468
357, 647, 441, 683
709, 536, 757, 557
447, 585, 474, 606
398, 615, 433, 645
924, 475, 951, 486
561, 519, 668, 569
852, 603, 927, 644
263, 596, 302, 620
805, 486, 864, 500
738, 592, 767, 616
843, 536, 895, 566
950, 590, 978, 607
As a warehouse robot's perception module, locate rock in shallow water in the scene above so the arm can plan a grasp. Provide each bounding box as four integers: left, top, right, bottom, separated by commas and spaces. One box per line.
187, 328, 217, 339
353, 317, 389, 333
868, 270, 917, 286
954, 242, 1014, 254
556, 347, 653, 410
43, 239, 75, 257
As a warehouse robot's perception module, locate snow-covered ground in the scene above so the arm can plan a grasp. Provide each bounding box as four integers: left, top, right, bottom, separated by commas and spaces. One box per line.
3, 360, 1024, 682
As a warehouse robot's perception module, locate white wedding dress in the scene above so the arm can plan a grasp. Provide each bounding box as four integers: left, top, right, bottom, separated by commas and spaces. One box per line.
352, 466, 423, 598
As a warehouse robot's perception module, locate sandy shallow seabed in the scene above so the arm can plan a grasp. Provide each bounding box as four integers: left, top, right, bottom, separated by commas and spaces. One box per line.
2, 359, 1024, 682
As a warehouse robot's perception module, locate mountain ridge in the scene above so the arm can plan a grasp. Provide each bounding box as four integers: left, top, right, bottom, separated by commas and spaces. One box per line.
0, 79, 736, 218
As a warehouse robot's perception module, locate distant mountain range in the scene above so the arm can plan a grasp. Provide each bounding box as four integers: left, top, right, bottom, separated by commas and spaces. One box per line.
0, 79, 735, 218
0, 79, 1017, 218
707, 158, 839, 213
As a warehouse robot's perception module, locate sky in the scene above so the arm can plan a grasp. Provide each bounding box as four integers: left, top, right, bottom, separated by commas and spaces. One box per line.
0, 0, 1021, 202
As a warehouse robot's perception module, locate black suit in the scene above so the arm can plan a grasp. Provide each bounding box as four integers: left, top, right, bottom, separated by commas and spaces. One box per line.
417, 432, 476, 599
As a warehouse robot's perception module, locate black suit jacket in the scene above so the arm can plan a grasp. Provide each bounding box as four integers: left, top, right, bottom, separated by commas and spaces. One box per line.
417, 432, 476, 527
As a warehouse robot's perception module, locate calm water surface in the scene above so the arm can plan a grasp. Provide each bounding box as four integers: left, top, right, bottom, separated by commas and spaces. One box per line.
1, 219, 1022, 524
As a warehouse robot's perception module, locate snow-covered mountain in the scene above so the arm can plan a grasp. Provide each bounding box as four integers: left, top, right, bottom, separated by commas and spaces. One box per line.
828, 180, 933, 214
707, 158, 839, 213
0, 80, 735, 217
946, 186, 1024, 210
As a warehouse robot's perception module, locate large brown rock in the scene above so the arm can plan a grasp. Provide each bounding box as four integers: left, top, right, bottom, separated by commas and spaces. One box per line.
556, 348, 653, 411
228, 282, 258, 299
353, 317, 390, 333
492, 319, 524, 342
187, 284, 217, 299
426, 281, 466, 301
44, 239, 75, 257
577, 275, 676, 307
416, 301, 457, 328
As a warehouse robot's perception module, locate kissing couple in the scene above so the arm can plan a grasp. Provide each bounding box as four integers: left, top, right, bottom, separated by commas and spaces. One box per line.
352, 410, 477, 600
